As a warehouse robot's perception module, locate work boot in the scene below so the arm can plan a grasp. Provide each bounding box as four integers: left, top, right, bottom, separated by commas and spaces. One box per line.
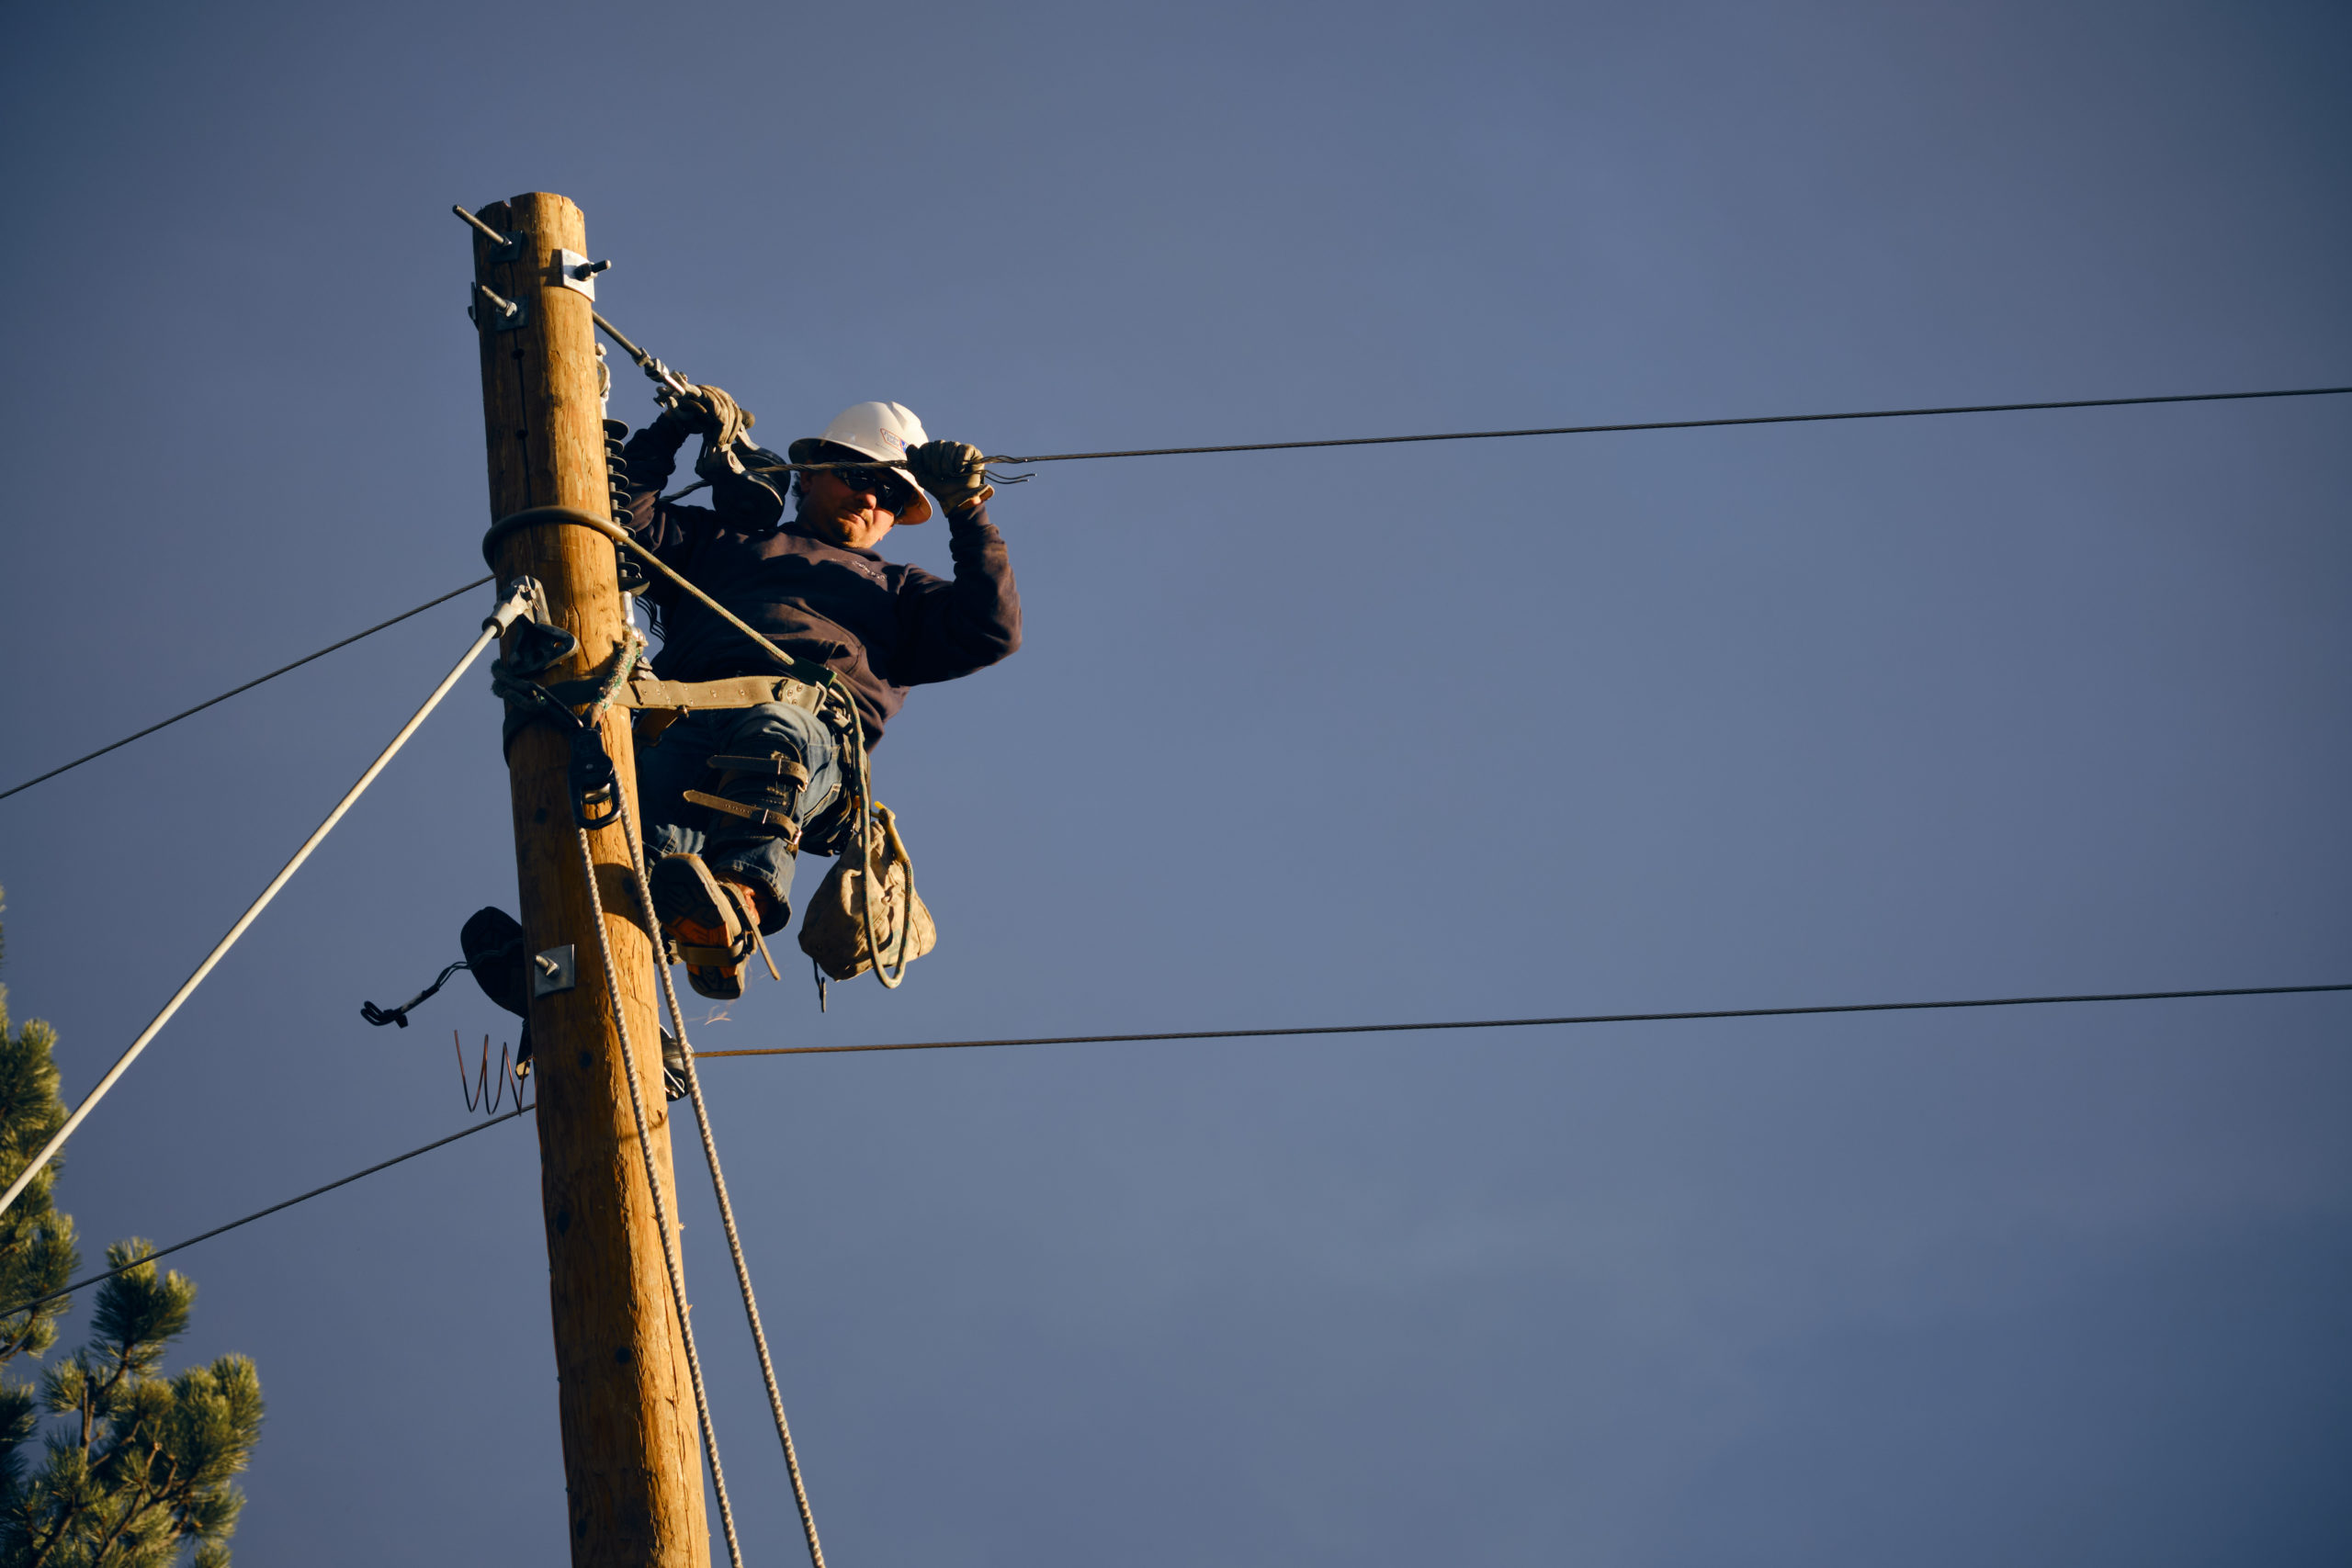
650, 853, 758, 1000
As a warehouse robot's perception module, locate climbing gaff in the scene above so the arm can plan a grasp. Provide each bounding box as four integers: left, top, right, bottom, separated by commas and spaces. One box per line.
0, 580, 541, 1225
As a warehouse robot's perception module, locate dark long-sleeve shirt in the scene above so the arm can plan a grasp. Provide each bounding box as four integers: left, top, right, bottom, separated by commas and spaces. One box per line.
618, 421, 1022, 747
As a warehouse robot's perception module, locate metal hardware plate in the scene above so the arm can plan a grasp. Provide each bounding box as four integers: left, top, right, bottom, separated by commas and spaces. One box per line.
469, 282, 527, 333
554, 249, 609, 300
532, 944, 577, 998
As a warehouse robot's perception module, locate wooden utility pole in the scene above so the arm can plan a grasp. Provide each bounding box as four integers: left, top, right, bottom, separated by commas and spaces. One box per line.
469, 192, 712, 1568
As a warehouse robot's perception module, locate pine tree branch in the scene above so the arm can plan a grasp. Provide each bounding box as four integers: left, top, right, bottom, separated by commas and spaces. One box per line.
21, 1368, 104, 1568
24, 1490, 81, 1568
84, 1447, 166, 1568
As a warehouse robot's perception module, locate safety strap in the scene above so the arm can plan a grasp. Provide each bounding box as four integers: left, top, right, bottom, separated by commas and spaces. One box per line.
533, 669, 837, 750
534, 670, 830, 716
621, 671, 830, 714
709, 754, 810, 782
684, 791, 805, 850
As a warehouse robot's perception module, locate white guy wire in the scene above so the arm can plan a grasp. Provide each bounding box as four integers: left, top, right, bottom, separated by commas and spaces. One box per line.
0, 584, 528, 1222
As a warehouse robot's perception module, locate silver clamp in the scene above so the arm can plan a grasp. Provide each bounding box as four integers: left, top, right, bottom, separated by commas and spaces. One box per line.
554, 249, 610, 300
482, 577, 545, 637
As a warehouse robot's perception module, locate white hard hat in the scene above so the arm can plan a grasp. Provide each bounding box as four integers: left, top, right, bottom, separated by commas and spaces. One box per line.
790, 400, 933, 525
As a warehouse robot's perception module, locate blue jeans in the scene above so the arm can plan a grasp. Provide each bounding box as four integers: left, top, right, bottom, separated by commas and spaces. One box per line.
633, 702, 844, 932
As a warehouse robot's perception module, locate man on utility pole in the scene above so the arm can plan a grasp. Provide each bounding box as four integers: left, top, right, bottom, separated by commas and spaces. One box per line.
613, 390, 1023, 1000
469, 192, 712, 1568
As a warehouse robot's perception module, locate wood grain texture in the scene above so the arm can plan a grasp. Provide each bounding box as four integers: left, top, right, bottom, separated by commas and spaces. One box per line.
472, 192, 713, 1568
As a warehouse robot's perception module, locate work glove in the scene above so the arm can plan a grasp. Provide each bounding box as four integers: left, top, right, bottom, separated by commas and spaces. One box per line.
657, 392, 718, 438
908, 440, 993, 513
658, 383, 753, 444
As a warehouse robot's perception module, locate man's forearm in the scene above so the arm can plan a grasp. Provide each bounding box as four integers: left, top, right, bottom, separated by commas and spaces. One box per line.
933, 501, 1023, 665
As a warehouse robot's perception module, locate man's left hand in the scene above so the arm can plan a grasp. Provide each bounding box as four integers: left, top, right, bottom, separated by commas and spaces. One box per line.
909, 441, 993, 513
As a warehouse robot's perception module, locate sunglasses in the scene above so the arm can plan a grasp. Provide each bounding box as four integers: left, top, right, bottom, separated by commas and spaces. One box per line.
822, 463, 917, 512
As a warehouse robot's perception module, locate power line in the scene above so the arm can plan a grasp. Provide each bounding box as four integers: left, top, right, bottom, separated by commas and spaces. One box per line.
10, 384, 2344, 799
690, 981, 2352, 1059
0, 1102, 532, 1320
583, 278, 2346, 476
564, 225, 2345, 475
760, 384, 2352, 475
8, 978, 2339, 1314
0, 576, 494, 804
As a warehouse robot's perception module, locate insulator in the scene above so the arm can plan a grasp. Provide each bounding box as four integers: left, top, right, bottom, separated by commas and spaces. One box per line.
605, 418, 648, 596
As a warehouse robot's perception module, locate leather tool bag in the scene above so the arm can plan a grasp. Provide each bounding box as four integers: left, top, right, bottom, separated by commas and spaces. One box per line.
797, 805, 936, 981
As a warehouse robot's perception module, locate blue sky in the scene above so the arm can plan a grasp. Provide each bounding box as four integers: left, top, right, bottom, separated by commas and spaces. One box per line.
2, 3, 2347, 1563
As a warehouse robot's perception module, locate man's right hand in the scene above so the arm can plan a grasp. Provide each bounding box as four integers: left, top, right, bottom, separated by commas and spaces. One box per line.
658, 390, 722, 437
659, 383, 754, 442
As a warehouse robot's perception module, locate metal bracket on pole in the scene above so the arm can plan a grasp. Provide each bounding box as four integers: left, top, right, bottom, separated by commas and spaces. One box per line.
532, 945, 577, 998
554, 249, 610, 300
483, 578, 544, 637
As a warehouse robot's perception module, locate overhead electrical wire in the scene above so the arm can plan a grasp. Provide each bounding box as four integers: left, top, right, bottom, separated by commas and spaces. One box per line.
952, 383, 2352, 470
677, 381, 2352, 493
9, 976, 2339, 1319
568, 261, 2348, 476
689, 981, 2352, 1058
0, 1102, 532, 1321
0, 575, 494, 803
7, 381, 2345, 799
546, 210, 2350, 472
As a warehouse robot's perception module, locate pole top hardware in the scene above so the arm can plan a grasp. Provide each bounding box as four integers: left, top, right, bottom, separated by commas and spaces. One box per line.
469, 282, 526, 333
482, 577, 545, 637
555, 249, 610, 300
487, 576, 579, 678
451, 203, 522, 261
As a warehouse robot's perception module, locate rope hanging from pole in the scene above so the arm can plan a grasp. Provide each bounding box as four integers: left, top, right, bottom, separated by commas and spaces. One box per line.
514, 534, 831, 1562
570, 825, 749, 1568
618, 807, 831, 1568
